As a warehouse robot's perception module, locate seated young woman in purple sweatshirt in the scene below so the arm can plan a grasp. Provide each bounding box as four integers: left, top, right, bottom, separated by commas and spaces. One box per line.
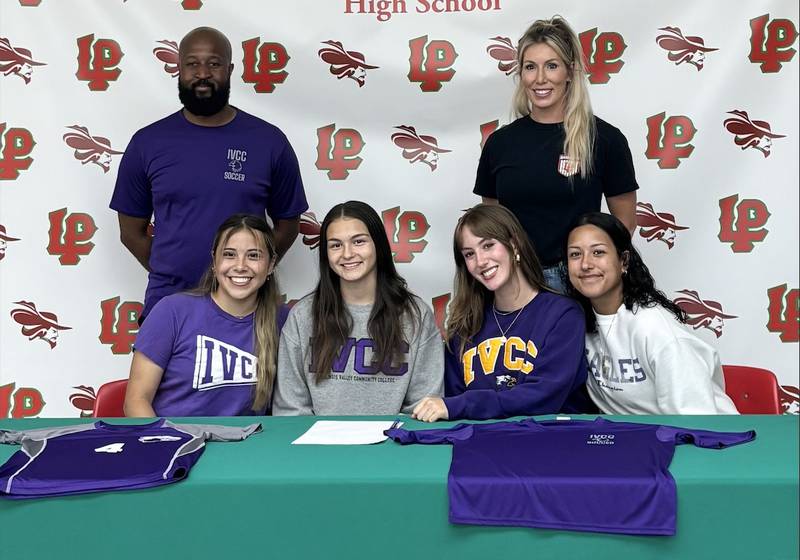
412, 204, 593, 422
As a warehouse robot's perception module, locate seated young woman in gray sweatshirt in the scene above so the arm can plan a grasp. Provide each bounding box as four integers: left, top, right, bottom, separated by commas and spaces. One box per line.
272, 201, 444, 416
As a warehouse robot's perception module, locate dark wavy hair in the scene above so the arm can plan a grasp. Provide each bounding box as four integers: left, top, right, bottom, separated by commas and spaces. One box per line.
562, 212, 687, 333
311, 200, 420, 381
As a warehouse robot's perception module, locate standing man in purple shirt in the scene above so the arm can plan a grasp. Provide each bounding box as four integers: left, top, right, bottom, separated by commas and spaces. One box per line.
110, 27, 308, 321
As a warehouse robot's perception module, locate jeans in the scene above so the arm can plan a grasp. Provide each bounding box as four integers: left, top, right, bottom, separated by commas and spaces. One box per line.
542, 262, 567, 294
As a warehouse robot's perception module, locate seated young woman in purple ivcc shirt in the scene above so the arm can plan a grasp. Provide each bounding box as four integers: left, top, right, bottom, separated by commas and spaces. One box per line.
413, 204, 594, 422
124, 214, 287, 417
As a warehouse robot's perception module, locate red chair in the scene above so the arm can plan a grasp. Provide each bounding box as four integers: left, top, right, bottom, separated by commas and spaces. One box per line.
93, 379, 129, 417
722, 365, 782, 414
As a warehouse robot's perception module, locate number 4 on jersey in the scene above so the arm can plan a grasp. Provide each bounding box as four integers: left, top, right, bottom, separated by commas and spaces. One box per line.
94, 443, 125, 454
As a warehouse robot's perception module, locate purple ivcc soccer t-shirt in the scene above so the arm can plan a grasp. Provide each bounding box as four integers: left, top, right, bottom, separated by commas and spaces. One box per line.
387, 417, 756, 535
134, 293, 288, 416
110, 109, 307, 319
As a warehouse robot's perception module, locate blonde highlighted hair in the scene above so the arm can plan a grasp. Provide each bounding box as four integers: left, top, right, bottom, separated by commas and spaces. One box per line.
512, 15, 596, 179
195, 214, 280, 412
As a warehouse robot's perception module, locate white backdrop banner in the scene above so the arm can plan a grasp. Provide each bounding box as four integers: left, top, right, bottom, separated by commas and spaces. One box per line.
0, 0, 797, 418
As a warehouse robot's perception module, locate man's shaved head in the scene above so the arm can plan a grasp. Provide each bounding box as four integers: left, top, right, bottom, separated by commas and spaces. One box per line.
177, 27, 234, 118
179, 27, 232, 63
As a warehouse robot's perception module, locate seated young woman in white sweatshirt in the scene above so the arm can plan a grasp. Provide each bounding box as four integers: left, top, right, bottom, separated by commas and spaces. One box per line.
564, 212, 738, 414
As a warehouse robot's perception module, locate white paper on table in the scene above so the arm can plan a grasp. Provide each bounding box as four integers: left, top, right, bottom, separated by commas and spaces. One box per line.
291, 420, 402, 445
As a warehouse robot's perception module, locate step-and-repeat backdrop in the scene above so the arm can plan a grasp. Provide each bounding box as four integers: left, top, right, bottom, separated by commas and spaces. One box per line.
1, 0, 797, 417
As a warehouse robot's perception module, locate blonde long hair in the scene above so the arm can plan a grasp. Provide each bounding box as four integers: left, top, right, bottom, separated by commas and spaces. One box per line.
195, 214, 280, 412
512, 15, 596, 179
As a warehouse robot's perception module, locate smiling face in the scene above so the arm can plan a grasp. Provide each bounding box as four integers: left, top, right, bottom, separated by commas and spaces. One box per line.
459, 226, 519, 299
212, 229, 272, 315
326, 217, 377, 291
178, 31, 233, 116
567, 224, 626, 314
520, 42, 571, 123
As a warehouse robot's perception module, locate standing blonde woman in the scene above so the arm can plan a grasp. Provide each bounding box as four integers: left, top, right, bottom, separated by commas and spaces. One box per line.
475, 15, 638, 292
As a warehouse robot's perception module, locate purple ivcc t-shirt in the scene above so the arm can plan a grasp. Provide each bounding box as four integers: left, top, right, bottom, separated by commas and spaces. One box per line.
110, 109, 307, 318
386, 417, 756, 535
134, 293, 288, 416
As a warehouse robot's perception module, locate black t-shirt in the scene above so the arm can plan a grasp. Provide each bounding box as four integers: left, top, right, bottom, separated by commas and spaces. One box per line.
474, 116, 638, 265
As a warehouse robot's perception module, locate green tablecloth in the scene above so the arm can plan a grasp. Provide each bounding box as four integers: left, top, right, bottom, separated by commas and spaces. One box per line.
1, 415, 797, 560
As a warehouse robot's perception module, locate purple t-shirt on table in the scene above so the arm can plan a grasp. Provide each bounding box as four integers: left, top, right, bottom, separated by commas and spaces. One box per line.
134, 293, 288, 416
110, 109, 308, 319
386, 417, 756, 535
0, 420, 261, 499
444, 291, 593, 420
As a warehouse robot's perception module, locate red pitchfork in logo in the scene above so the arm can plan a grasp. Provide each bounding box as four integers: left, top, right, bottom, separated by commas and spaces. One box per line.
63, 125, 123, 173
655, 26, 718, 70
10, 300, 72, 349
486, 36, 517, 75
723, 110, 785, 158
673, 289, 736, 338
153, 40, 179, 77
391, 125, 451, 171
299, 211, 321, 249
318, 40, 378, 87
0, 37, 46, 84
635, 202, 689, 249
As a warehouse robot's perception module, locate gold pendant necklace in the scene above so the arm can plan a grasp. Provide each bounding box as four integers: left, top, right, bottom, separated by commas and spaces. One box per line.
492, 303, 526, 343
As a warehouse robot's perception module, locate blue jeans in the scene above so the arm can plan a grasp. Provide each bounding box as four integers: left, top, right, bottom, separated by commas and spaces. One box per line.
542, 262, 567, 294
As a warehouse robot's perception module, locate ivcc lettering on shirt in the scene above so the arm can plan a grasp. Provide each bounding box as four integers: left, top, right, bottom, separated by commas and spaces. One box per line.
462, 336, 539, 385
192, 335, 257, 390
309, 337, 410, 375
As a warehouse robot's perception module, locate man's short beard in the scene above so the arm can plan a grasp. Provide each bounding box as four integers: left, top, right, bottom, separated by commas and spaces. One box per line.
178, 79, 231, 117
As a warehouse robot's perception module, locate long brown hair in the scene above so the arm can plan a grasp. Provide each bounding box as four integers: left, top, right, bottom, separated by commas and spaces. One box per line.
446, 204, 549, 356
512, 15, 596, 179
195, 214, 280, 412
311, 201, 420, 381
